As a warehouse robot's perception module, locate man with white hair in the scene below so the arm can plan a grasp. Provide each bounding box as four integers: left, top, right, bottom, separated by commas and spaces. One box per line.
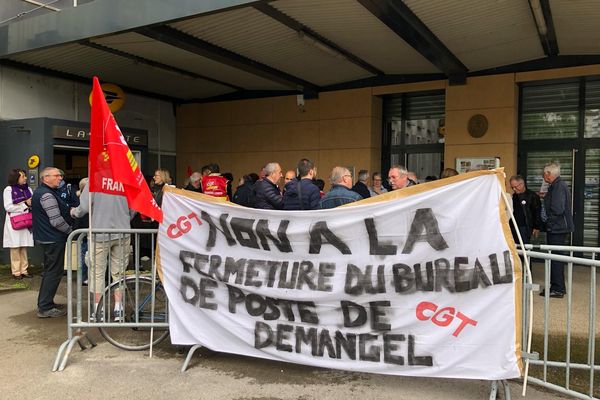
540, 162, 574, 298
387, 165, 415, 190
252, 162, 284, 210
320, 167, 363, 209
31, 167, 72, 318
184, 171, 202, 193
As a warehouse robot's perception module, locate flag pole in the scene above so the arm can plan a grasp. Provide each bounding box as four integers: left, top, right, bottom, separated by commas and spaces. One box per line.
87, 155, 94, 320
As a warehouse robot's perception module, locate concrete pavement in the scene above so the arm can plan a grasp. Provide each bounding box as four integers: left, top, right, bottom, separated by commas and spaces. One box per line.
0, 283, 568, 400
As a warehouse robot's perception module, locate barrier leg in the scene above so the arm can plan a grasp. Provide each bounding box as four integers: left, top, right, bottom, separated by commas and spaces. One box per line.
181, 344, 203, 372
501, 380, 511, 400
489, 380, 498, 400
52, 339, 70, 372
55, 331, 97, 372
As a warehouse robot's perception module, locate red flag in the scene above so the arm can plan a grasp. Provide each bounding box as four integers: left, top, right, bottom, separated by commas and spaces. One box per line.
88, 77, 163, 222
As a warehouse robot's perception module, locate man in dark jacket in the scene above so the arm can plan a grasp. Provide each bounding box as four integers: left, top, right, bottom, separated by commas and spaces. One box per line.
509, 175, 541, 244
352, 169, 371, 199
252, 164, 283, 209
320, 167, 363, 209
283, 158, 321, 210
31, 167, 72, 318
233, 173, 258, 207
541, 163, 574, 298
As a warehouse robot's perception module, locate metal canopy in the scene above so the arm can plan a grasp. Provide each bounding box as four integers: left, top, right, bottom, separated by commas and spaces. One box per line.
0, 0, 598, 102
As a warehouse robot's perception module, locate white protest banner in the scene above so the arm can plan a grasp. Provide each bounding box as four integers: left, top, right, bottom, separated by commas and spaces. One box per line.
157, 169, 522, 380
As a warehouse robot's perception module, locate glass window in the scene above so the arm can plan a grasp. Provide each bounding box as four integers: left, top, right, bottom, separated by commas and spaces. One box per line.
382, 92, 445, 178
525, 151, 573, 194
521, 83, 579, 140
585, 80, 600, 138
404, 94, 445, 145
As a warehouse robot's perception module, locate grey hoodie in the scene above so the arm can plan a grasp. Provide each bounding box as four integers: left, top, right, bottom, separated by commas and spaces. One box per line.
70, 184, 133, 242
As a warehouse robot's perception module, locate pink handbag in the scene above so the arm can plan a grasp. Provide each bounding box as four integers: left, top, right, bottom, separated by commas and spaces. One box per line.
10, 212, 33, 230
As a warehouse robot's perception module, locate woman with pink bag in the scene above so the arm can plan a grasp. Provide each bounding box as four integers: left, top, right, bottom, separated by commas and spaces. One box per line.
3, 169, 34, 279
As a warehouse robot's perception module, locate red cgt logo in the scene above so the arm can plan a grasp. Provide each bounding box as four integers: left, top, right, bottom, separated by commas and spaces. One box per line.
167, 212, 202, 239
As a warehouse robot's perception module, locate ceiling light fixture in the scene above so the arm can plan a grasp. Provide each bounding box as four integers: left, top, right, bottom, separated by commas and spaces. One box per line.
297, 31, 347, 61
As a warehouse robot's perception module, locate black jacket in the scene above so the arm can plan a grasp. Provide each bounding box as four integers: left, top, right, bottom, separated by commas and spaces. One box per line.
544, 177, 574, 234
352, 181, 371, 199
283, 178, 320, 210
511, 189, 541, 234
252, 179, 283, 210
233, 182, 256, 208
31, 184, 72, 243
184, 183, 202, 193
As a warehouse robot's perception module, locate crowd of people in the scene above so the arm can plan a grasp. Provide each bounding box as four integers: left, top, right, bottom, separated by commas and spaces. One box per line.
187, 159, 428, 210
1, 158, 573, 320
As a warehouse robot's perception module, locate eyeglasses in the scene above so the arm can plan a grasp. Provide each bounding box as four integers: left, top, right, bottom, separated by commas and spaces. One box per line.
343, 174, 352, 178
46, 174, 62, 177
373, 178, 382, 181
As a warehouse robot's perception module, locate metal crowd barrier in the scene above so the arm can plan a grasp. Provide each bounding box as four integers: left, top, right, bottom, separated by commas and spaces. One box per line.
519, 244, 600, 400
51, 228, 600, 399
53, 228, 167, 371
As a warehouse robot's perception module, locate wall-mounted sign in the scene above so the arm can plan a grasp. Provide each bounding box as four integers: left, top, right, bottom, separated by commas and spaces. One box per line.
27, 155, 40, 169
52, 125, 147, 146
455, 157, 500, 174
88, 83, 125, 113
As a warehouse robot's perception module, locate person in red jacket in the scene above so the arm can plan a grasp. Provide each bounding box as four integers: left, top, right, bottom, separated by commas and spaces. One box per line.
201, 163, 228, 201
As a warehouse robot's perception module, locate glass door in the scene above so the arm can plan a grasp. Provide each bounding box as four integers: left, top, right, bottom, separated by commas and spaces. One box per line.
407, 152, 443, 183
519, 79, 600, 248
382, 92, 445, 181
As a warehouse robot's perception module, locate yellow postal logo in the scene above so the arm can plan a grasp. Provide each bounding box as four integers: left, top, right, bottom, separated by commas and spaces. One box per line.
89, 83, 125, 113
28, 155, 40, 169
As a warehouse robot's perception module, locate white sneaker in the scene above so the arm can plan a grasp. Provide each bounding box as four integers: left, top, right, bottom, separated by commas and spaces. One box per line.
113, 309, 124, 322
91, 310, 104, 322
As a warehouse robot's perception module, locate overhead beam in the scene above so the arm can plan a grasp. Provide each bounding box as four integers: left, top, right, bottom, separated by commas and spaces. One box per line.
138, 25, 319, 95
357, 0, 467, 84
528, 0, 559, 57
188, 89, 301, 104
470, 55, 600, 77
80, 40, 244, 91
322, 73, 446, 92
253, 2, 384, 76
